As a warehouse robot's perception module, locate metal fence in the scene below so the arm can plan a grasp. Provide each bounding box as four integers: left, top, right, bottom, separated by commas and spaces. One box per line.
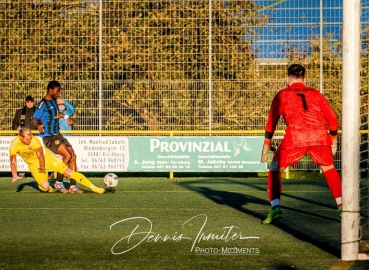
2, 0, 369, 256
0, 0, 367, 170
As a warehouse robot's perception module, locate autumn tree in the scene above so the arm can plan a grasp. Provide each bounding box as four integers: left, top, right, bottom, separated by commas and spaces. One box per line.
101, 0, 266, 130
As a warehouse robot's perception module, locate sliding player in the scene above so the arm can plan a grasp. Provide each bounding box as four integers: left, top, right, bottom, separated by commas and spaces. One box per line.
260, 64, 341, 224
9, 128, 105, 194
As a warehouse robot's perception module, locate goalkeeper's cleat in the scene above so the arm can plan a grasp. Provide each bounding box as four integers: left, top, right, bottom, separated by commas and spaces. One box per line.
93, 187, 106, 194
338, 205, 342, 218
54, 181, 68, 193
68, 185, 84, 194
262, 207, 282, 224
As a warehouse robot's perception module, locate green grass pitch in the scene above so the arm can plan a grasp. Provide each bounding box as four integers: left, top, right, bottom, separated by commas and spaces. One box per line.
1, 173, 369, 270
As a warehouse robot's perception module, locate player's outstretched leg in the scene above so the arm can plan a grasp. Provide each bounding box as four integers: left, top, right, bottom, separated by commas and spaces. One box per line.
69, 171, 105, 194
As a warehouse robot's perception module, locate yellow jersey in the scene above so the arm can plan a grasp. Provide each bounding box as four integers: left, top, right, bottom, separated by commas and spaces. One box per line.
9, 136, 68, 182
9, 136, 44, 168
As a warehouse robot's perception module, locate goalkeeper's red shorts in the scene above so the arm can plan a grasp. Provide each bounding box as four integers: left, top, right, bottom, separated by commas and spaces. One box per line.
273, 145, 334, 167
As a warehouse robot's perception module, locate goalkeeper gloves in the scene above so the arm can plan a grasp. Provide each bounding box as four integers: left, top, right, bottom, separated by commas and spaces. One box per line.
261, 139, 271, 163
331, 136, 337, 155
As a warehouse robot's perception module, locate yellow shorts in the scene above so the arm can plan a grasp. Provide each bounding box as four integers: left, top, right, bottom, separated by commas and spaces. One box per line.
29, 151, 68, 184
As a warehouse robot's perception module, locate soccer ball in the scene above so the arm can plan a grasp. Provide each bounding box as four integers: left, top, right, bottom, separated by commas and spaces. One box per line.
103, 173, 119, 188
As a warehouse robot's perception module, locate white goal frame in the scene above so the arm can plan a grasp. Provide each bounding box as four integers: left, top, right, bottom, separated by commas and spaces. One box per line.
341, 0, 364, 261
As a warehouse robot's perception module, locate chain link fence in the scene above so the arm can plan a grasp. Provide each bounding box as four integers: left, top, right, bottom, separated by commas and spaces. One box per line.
0, 0, 367, 171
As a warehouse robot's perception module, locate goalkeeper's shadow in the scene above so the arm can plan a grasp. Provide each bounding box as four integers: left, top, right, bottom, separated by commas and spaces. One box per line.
178, 179, 341, 258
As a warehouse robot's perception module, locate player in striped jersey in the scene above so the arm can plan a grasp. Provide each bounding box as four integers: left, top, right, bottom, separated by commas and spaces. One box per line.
32, 81, 82, 193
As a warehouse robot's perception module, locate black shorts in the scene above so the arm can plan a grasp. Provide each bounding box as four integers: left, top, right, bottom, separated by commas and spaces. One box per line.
42, 134, 72, 154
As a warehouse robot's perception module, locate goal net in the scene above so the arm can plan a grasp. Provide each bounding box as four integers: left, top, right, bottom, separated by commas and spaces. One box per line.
359, 0, 369, 257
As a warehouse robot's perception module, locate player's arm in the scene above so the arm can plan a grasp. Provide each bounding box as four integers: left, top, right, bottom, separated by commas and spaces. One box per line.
320, 96, 339, 155
10, 155, 22, 183
63, 100, 75, 116
261, 93, 281, 162
58, 111, 74, 126
35, 147, 46, 171
33, 101, 47, 133
64, 100, 75, 126
32, 118, 45, 133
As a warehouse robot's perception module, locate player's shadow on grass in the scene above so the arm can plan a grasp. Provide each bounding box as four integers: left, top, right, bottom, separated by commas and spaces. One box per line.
178, 179, 341, 258
16, 180, 108, 193
16, 179, 67, 192
16, 181, 40, 192
222, 178, 337, 210
195, 186, 269, 220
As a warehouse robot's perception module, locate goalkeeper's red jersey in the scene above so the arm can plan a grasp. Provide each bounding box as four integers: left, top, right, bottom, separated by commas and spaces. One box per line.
265, 82, 338, 149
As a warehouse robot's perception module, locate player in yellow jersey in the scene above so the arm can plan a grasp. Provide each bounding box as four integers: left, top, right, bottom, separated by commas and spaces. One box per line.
9, 128, 105, 194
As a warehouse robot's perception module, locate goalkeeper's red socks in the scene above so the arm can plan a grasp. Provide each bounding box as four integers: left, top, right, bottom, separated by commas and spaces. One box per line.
323, 167, 342, 209
267, 168, 342, 210
268, 168, 342, 209
267, 170, 282, 206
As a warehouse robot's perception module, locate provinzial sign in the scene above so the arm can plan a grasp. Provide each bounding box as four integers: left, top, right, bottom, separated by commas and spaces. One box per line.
128, 137, 266, 172
0, 136, 266, 172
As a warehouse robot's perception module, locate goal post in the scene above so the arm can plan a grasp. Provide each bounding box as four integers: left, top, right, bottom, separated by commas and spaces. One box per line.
341, 0, 361, 261
358, 0, 369, 259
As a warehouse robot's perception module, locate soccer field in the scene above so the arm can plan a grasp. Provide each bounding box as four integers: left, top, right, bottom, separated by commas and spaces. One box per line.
0, 174, 368, 270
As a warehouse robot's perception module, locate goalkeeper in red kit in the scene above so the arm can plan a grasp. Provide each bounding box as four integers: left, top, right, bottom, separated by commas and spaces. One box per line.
260, 64, 341, 224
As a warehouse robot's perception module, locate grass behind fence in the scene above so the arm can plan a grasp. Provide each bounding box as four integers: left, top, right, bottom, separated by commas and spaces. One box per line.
0, 174, 368, 270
